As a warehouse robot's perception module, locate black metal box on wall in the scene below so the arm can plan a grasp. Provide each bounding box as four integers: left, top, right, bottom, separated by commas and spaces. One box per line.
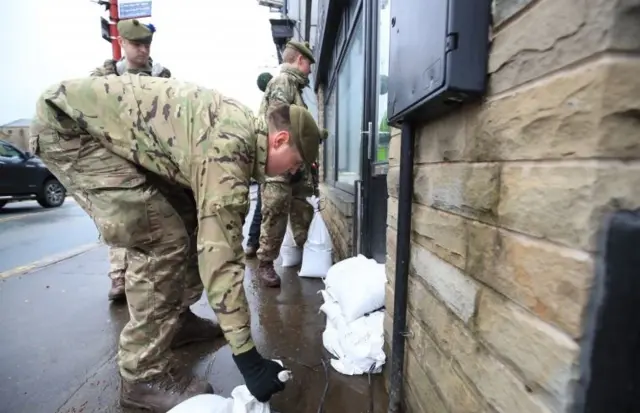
387, 0, 492, 125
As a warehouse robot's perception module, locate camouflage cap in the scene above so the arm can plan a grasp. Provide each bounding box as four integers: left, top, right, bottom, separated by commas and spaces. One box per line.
117, 19, 155, 44
257, 72, 273, 92
289, 105, 320, 166
286, 41, 315, 64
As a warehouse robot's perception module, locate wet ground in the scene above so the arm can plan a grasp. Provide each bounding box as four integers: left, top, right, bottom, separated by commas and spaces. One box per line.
0, 199, 99, 273
0, 191, 388, 413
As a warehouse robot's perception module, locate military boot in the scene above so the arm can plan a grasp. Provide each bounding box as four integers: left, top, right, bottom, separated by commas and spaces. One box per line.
256, 261, 280, 288
171, 309, 224, 349
120, 369, 213, 412
108, 278, 126, 302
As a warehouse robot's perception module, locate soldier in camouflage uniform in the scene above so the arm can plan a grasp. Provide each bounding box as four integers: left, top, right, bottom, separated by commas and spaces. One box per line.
255, 41, 316, 288
91, 19, 171, 302
92, 19, 171, 78
30, 74, 321, 412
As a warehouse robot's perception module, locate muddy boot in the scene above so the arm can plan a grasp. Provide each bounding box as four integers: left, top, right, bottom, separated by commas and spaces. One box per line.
256, 261, 280, 288
108, 278, 126, 302
171, 309, 224, 349
120, 369, 213, 412
245, 245, 257, 258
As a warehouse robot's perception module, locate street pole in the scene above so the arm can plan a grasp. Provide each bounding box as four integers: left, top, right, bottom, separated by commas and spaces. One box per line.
108, 0, 121, 60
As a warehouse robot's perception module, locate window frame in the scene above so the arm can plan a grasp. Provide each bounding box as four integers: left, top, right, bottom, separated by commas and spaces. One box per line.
321, 0, 364, 195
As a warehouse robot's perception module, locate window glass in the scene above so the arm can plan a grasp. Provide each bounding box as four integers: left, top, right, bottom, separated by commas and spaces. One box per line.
375, 0, 391, 163
324, 88, 337, 182
336, 16, 364, 186
0, 144, 22, 159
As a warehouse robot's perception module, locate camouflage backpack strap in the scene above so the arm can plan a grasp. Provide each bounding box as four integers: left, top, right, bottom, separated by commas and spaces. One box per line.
90, 59, 119, 76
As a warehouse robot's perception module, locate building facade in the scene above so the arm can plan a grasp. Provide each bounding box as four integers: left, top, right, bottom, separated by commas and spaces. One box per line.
0, 119, 32, 151
307, 0, 640, 412
314, 0, 390, 263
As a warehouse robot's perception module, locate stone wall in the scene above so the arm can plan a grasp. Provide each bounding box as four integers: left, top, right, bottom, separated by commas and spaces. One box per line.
384, 0, 640, 412
319, 183, 354, 262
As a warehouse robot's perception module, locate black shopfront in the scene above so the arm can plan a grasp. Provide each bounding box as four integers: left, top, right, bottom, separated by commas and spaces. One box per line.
314, 0, 391, 263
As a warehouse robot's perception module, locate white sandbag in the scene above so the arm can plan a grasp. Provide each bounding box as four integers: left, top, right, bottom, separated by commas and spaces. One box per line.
319, 290, 347, 358
278, 220, 301, 267
168, 364, 291, 413
319, 290, 386, 376
324, 255, 387, 323
168, 394, 232, 413
329, 311, 386, 375
322, 322, 343, 359
299, 196, 333, 278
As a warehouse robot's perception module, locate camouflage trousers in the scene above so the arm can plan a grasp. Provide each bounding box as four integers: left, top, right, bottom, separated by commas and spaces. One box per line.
30, 127, 202, 382
257, 173, 314, 262
108, 247, 128, 281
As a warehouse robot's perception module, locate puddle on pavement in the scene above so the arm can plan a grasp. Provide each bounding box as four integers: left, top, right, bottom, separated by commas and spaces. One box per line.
59, 260, 388, 413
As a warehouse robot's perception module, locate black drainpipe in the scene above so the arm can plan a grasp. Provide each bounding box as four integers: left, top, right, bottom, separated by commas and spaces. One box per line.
387, 122, 414, 413
304, 0, 312, 41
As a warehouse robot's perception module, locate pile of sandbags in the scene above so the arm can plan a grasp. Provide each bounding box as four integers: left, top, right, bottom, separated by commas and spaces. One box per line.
276, 196, 333, 278
319, 255, 387, 375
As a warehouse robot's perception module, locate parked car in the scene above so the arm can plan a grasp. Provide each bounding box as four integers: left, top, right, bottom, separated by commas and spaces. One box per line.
0, 139, 66, 209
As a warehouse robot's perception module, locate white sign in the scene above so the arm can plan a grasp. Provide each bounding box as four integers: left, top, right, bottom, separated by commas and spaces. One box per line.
118, 0, 152, 20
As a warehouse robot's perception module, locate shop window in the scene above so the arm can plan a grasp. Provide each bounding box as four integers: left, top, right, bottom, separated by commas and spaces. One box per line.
336, 16, 364, 186
375, 0, 391, 163
324, 88, 337, 182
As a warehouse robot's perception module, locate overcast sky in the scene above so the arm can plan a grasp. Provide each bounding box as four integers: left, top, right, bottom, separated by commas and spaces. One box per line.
0, 0, 280, 125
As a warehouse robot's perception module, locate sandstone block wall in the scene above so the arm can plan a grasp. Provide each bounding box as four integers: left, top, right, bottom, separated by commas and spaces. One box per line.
319, 183, 354, 262
384, 0, 640, 411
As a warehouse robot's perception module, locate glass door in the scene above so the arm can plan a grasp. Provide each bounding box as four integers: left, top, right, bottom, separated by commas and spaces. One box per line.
359, 0, 390, 263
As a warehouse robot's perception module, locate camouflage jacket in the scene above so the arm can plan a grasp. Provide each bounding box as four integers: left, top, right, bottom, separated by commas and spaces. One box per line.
258, 65, 309, 183
32, 74, 266, 354
91, 58, 172, 78
257, 65, 307, 120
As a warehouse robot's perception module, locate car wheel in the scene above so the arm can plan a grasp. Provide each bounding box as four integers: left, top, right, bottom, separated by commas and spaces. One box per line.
0, 200, 6, 209
37, 179, 66, 208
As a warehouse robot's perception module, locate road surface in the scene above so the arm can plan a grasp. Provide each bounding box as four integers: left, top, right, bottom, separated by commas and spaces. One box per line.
0, 195, 386, 413
0, 199, 100, 275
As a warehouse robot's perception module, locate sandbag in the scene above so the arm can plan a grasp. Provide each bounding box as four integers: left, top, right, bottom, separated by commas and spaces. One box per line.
324, 255, 387, 323
319, 290, 386, 375
278, 220, 301, 267
299, 196, 333, 278
168, 364, 291, 413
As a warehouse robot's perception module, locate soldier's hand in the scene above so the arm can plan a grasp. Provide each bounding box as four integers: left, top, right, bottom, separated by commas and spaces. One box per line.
233, 347, 288, 402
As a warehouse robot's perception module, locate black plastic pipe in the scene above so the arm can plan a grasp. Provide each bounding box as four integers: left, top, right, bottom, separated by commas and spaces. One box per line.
387, 122, 415, 413
304, 0, 312, 42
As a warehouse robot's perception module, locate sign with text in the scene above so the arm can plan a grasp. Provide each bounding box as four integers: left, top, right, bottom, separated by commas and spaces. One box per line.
101, 17, 111, 43
118, 0, 152, 20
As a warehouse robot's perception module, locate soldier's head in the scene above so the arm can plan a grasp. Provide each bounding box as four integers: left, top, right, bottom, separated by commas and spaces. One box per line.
117, 19, 155, 67
265, 104, 320, 176
282, 41, 315, 76
257, 72, 274, 92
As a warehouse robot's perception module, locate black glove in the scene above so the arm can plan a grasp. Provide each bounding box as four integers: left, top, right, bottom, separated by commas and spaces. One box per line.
233, 347, 287, 402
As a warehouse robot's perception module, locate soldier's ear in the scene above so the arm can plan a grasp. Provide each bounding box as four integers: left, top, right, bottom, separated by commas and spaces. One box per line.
270, 129, 290, 149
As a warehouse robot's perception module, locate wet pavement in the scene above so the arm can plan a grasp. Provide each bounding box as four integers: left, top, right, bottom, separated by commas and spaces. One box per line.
0, 188, 388, 413
0, 199, 99, 274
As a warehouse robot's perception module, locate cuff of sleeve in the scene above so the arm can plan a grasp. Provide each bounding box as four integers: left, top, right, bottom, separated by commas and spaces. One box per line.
225, 327, 255, 355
